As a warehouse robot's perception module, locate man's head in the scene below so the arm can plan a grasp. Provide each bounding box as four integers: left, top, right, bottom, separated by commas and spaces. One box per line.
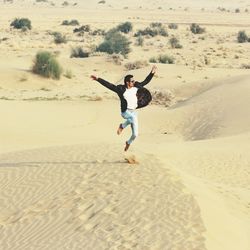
124, 74, 135, 88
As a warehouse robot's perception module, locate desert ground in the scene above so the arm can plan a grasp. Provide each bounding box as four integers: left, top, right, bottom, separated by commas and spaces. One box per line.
0, 0, 250, 249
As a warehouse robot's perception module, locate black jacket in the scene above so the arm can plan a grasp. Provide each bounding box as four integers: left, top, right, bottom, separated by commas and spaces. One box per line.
96, 72, 154, 112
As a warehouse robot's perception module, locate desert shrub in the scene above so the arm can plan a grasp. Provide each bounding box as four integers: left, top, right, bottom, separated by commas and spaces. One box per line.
106, 54, 124, 65
98, 0, 105, 3
241, 64, 250, 69
96, 30, 131, 56
235, 8, 240, 13
149, 57, 157, 63
151, 89, 175, 107
10, 18, 32, 30
150, 54, 175, 64
53, 32, 67, 44
190, 23, 205, 34
21, 26, 29, 32
62, 1, 69, 6
134, 25, 168, 37
70, 46, 89, 58
32, 51, 62, 79
73, 25, 90, 34
135, 35, 144, 46
169, 37, 182, 48
116, 22, 133, 34
134, 27, 157, 37
237, 30, 248, 43
91, 29, 105, 36
158, 27, 168, 36
62, 19, 79, 26
168, 23, 178, 29
124, 60, 149, 70
150, 22, 162, 28
158, 54, 175, 64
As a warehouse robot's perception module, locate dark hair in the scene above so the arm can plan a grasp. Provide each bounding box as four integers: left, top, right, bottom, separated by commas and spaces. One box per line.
124, 74, 133, 87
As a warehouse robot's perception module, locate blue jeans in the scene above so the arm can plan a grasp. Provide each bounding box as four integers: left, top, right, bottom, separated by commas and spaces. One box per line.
121, 110, 138, 145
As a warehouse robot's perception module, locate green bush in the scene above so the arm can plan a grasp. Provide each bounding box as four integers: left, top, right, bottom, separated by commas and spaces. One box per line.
134, 25, 168, 37
116, 22, 133, 34
158, 54, 175, 64
168, 23, 178, 29
73, 25, 90, 33
190, 23, 205, 34
149, 54, 175, 64
62, 19, 79, 26
70, 47, 89, 58
32, 51, 62, 79
10, 18, 32, 30
91, 29, 105, 36
150, 22, 162, 28
237, 30, 248, 43
62, 1, 69, 6
96, 30, 131, 56
169, 37, 182, 48
53, 32, 67, 44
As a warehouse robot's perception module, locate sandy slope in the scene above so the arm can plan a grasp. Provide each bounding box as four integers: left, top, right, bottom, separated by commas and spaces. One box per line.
0, 144, 206, 250
0, 73, 250, 249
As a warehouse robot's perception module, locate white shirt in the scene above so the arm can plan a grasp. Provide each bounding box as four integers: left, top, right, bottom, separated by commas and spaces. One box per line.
123, 87, 138, 110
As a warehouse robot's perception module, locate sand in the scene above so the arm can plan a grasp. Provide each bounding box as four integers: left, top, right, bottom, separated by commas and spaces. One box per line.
1, 0, 250, 249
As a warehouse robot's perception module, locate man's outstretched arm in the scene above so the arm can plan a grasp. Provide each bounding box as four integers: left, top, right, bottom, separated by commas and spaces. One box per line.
91, 75, 118, 93
135, 65, 157, 87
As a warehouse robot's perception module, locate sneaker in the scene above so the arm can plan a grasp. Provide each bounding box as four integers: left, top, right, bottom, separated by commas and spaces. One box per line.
117, 124, 123, 135
124, 141, 130, 151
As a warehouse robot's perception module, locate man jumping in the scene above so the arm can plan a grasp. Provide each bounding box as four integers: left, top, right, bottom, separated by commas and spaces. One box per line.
91, 65, 156, 151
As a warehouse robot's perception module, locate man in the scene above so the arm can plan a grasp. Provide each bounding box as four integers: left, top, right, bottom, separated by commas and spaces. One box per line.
91, 65, 156, 151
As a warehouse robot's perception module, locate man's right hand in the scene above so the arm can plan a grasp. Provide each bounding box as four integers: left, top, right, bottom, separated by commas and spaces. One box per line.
90, 75, 98, 81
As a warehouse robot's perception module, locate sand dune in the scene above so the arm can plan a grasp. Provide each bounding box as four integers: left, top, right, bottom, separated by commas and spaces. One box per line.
0, 144, 206, 250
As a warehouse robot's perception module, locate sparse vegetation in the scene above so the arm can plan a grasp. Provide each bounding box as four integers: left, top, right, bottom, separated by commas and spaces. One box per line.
53, 32, 67, 44
62, 1, 69, 6
124, 60, 149, 70
91, 29, 105, 36
168, 23, 178, 29
116, 22, 133, 34
96, 30, 131, 56
134, 24, 168, 37
169, 37, 182, 48
150, 54, 175, 64
190, 23, 205, 34
10, 18, 32, 30
151, 89, 175, 107
70, 47, 89, 58
241, 64, 250, 69
32, 51, 62, 79
62, 19, 79, 26
237, 30, 248, 43
73, 25, 91, 35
